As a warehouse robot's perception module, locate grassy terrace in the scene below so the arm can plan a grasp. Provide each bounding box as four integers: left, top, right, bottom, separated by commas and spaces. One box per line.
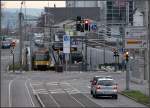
121, 90, 150, 106
9, 63, 28, 71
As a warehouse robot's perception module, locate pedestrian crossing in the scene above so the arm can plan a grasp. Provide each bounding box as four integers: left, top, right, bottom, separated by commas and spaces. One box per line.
30, 81, 89, 95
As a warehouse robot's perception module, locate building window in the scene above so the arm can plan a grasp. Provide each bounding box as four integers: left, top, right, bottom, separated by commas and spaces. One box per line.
107, 0, 133, 24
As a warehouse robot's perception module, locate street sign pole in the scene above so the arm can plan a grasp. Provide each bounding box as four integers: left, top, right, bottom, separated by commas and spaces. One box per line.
11, 48, 15, 73
126, 60, 130, 90
85, 32, 88, 71
148, 0, 150, 103
13, 48, 15, 73
19, 12, 23, 73
63, 35, 70, 72
66, 54, 67, 72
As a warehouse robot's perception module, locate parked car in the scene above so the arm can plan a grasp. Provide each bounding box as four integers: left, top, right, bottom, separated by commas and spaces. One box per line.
5, 38, 16, 47
1, 40, 11, 49
90, 76, 118, 99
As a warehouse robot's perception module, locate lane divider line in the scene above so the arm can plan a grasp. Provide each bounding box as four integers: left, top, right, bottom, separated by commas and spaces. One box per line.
59, 81, 85, 107
36, 94, 45, 107
9, 80, 14, 107
47, 91, 60, 107
43, 83, 60, 107
70, 94, 85, 108
25, 79, 35, 107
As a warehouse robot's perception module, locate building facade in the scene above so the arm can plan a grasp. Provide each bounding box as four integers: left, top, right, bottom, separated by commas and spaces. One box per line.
66, 1, 98, 7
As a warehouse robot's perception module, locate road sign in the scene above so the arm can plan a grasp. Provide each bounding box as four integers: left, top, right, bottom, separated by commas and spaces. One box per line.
125, 26, 148, 49
125, 26, 147, 39
125, 39, 147, 49
11, 49, 14, 54
91, 23, 97, 31
63, 35, 70, 53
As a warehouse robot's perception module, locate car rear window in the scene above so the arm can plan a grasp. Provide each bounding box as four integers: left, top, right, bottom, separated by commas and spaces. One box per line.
97, 80, 115, 86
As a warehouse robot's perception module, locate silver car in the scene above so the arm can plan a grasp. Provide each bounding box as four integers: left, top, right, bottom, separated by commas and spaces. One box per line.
91, 77, 118, 99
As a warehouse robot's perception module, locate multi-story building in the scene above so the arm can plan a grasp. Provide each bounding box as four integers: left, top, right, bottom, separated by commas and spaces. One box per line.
66, 1, 98, 7
66, 0, 134, 37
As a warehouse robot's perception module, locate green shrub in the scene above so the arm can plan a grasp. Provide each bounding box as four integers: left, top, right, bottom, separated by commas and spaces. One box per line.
9, 63, 21, 71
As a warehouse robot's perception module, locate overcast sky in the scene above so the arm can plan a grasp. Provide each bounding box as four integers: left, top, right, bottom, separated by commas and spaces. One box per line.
2, 1, 66, 8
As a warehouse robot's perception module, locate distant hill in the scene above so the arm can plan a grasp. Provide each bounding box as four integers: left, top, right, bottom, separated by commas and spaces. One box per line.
2, 8, 44, 17
1, 8, 44, 29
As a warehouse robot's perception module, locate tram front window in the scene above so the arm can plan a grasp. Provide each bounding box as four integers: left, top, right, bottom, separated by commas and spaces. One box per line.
34, 54, 49, 61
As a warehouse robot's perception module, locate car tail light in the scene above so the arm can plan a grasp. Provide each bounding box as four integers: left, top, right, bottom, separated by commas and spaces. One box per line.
96, 85, 101, 89
113, 85, 118, 89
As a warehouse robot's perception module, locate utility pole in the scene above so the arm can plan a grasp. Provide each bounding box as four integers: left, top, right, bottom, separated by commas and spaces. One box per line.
125, 1, 129, 90
19, 12, 23, 73
103, 31, 106, 66
0, 1, 2, 74
148, 0, 150, 103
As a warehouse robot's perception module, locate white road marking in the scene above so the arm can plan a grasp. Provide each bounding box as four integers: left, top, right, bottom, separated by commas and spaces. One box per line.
37, 92, 49, 94
29, 82, 36, 93
31, 83, 43, 85
69, 94, 85, 107
83, 93, 100, 105
36, 94, 45, 107
49, 89, 65, 94
25, 79, 35, 107
47, 93, 60, 107
87, 86, 91, 88
46, 82, 59, 85
33, 89, 46, 92
60, 82, 81, 94
60, 82, 70, 85
9, 80, 14, 107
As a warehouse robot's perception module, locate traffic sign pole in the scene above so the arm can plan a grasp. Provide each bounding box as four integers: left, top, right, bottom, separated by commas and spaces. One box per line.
11, 47, 15, 73
126, 60, 130, 90
148, 0, 150, 103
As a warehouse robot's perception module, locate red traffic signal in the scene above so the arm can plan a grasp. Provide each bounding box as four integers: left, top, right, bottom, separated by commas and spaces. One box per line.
84, 20, 89, 31
85, 20, 88, 24
11, 41, 16, 48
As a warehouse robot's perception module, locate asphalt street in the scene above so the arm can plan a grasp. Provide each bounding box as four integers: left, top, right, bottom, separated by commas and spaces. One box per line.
0, 43, 148, 108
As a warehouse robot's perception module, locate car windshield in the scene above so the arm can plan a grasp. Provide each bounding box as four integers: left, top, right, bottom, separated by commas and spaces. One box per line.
97, 80, 115, 86
3, 41, 10, 44
34, 54, 49, 61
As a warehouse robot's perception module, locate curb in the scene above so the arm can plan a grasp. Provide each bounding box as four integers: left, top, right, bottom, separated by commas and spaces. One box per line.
8, 70, 26, 74
119, 92, 149, 107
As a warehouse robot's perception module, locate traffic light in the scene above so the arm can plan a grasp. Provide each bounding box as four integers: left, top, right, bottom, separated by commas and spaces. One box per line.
84, 20, 89, 31
76, 16, 81, 31
113, 50, 119, 57
106, 27, 111, 37
80, 23, 84, 32
125, 52, 129, 62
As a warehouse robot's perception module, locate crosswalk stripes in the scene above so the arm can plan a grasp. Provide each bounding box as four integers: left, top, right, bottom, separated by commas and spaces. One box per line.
29, 80, 92, 95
